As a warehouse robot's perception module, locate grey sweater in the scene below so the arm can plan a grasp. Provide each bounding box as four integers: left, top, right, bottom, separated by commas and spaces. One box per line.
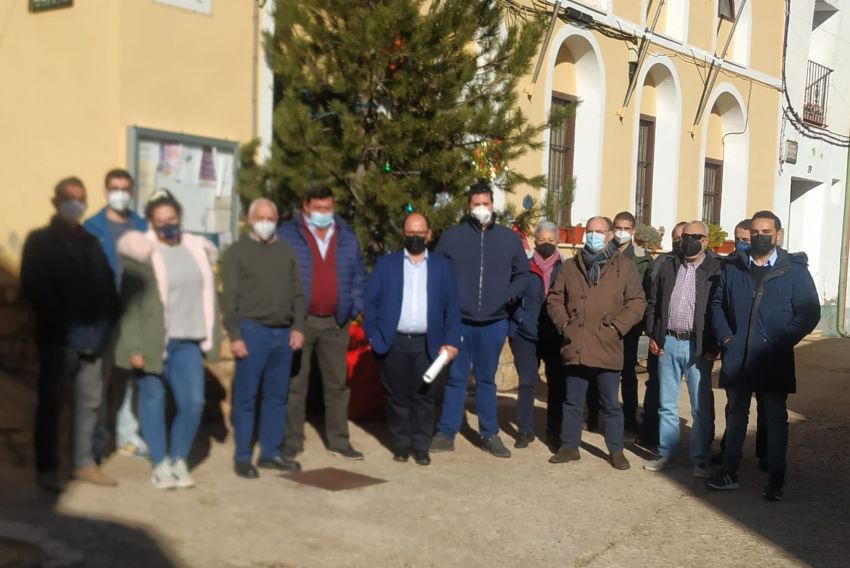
221, 234, 305, 341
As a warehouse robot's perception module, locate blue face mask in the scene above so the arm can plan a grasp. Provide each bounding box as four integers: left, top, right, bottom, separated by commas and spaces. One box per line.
309, 211, 334, 229
585, 232, 607, 253
735, 240, 752, 255
157, 223, 181, 242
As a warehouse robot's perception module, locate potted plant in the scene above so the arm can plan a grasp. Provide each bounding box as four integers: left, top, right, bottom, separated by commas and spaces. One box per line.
707, 223, 733, 254
544, 178, 583, 244
635, 224, 663, 251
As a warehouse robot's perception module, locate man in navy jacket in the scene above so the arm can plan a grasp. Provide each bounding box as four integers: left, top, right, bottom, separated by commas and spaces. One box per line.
430, 181, 530, 458
364, 213, 461, 465
706, 211, 820, 501
278, 185, 367, 460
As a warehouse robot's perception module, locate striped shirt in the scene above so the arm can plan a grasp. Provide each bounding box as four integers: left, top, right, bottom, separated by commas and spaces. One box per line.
667, 255, 705, 334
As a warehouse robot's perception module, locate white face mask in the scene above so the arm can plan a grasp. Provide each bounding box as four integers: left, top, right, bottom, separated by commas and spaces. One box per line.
107, 190, 132, 212
471, 205, 492, 226
252, 220, 277, 242
58, 199, 86, 223
613, 230, 632, 245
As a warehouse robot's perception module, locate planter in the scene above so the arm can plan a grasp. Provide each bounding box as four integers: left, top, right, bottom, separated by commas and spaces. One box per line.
714, 240, 735, 255
559, 226, 585, 245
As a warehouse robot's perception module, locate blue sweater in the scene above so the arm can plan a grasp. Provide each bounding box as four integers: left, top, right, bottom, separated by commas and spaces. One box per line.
277, 214, 366, 326
434, 218, 530, 323
711, 248, 820, 393
84, 207, 148, 289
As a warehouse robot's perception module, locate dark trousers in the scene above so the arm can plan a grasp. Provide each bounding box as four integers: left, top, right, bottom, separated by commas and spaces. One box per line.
509, 333, 562, 437
719, 394, 766, 458
232, 320, 294, 463
376, 334, 435, 452
561, 366, 624, 454
36, 345, 104, 472
587, 327, 640, 421
722, 388, 788, 485
284, 315, 351, 452
639, 352, 660, 443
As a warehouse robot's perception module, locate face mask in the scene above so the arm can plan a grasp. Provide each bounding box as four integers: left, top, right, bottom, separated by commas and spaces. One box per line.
157, 223, 181, 242
535, 242, 557, 259
57, 199, 86, 223
470, 205, 492, 226
107, 190, 132, 212
309, 211, 334, 229
680, 237, 703, 259
735, 240, 752, 255
404, 235, 427, 255
671, 240, 682, 255
253, 220, 276, 242
751, 234, 775, 257
585, 232, 607, 253
613, 230, 632, 245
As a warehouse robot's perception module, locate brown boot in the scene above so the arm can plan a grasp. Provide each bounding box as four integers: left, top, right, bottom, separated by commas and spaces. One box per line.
548, 448, 581, 464
610, 452, 631, 470
73, 464, 118, 487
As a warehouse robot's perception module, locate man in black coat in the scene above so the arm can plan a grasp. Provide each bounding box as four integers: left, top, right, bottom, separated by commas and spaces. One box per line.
21, 177, 118, 492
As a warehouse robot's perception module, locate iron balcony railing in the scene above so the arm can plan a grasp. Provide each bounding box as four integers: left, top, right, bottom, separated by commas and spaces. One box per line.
803, 60, 832, 127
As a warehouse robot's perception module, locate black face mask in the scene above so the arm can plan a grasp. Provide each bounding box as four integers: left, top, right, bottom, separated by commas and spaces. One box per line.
671, 240, 682, 255
680, 237, 703, 259
535, 242, 557, 259
404, 235, 427, 255
751, 234, 775, 257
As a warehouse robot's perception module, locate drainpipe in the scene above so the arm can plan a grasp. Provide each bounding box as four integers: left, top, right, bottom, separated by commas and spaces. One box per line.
837, 143, 850, 337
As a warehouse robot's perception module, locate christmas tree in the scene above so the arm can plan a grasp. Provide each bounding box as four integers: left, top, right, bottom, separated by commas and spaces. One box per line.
252, 0, 570, 260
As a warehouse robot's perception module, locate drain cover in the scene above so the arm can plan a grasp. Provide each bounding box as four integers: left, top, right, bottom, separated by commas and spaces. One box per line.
280, 467, 387, 491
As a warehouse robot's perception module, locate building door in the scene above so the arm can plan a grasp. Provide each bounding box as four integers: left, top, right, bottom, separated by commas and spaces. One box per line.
547, 94, 576, 225
702, 159, 723, 225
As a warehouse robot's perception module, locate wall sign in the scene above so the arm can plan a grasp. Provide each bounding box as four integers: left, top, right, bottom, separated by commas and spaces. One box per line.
29, 0, 73, 12
153, 0, 212, 15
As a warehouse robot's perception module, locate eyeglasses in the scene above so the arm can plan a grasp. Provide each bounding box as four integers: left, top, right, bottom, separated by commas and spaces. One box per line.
682, 233, 707, 240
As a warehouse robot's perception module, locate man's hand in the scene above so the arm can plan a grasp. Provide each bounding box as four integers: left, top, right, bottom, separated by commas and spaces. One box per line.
290, 331, 305, 351
440, 345, 459, 361
129, 354, 144, 369
230, 339, 249, 359
649, 338, 664, 356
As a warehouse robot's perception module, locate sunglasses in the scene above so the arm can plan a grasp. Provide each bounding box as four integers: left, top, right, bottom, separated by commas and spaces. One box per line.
682, 233, 707, 240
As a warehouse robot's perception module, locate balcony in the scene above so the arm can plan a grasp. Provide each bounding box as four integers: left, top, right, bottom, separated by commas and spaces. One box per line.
803, 60, 832, 127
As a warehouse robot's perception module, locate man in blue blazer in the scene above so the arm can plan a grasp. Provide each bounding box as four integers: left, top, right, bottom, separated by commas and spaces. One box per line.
364, 213, 461, 466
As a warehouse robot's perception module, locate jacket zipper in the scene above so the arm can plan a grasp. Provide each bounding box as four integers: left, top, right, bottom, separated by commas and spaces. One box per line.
477, 228, 485, 313
744, 262, 789, 360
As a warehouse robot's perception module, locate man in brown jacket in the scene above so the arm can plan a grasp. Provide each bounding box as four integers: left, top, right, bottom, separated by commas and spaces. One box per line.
546, 216, 646, 470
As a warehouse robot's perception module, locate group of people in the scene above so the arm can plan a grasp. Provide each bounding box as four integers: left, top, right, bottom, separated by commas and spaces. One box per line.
22, 173, 820, 503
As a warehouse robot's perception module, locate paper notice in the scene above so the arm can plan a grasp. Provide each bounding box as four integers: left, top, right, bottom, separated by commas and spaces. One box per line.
423, 350, 450, 384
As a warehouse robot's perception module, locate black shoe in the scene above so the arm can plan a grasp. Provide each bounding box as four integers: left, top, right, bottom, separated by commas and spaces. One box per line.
705, 470, 740, 491
624, 415, 641, 433
257, 455, 302, 472
481, 435, 511, 458
546, 433, 562, 453
234, 461, 259, 479
709, 452, 724, 466
282, 446, 302, 460
393, 449, 411, 463
757, 457, 769, 472
514, 432, 535, 449
413, 450, 431, 466
328, 445, 364, 461
430, 432, 455, 453
763, 483, 784, 502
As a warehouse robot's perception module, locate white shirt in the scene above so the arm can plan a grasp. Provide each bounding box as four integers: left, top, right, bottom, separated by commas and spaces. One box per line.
304, 214, 335, 260
397, 250, 428, 334
749, 247, 778, 267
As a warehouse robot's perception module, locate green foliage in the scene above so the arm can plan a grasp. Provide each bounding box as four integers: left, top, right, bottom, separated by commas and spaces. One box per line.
635, 224, 662, 248
248, 0, 572, 262
707, 223, 728, 250
542, 176, 576, 227
501, 195, 542, 234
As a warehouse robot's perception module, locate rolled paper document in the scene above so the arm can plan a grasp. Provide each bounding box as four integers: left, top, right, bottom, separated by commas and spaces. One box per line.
423, 349, 450, 383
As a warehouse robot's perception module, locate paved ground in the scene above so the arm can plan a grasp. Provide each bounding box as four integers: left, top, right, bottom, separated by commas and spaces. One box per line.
1, 334, 848, 568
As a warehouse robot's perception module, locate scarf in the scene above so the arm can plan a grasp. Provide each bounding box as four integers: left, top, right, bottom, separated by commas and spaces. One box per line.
581, 242, 617, 285
532, 251, 560, 296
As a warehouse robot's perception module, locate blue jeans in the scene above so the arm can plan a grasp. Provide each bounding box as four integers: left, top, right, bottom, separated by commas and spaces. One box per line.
438, 319, 508, 439
232, 320, 294, 463
138, 340, 205, 465
657, 335, 714, 463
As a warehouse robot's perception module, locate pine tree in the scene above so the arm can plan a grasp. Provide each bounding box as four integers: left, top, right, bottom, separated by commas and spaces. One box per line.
255, 0, 568, 260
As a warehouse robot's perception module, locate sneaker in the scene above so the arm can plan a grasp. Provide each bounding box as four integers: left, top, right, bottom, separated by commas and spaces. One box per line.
72, 464, 118, 487
763, 483, 784, 502
282, 446, 302, 460
644, 456, 676, 472
706, 470, 739, 491
117, 440, 149, 459
548, 447, 581, 464
514, 432, 535, 449
430, 432, 455, 453
693, 463, 711, 479
481, 435, 511, 458
327, 445, 364, 460
151, 461, 176, 490
171, 459, 195, 489
610, 452, 631, 470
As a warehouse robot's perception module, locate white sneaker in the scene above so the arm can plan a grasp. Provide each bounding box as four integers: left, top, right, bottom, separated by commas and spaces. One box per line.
171, 459, 195, 489
644, 455, 676, 472
692, 463, 711, 479
151, 460, 176, 490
